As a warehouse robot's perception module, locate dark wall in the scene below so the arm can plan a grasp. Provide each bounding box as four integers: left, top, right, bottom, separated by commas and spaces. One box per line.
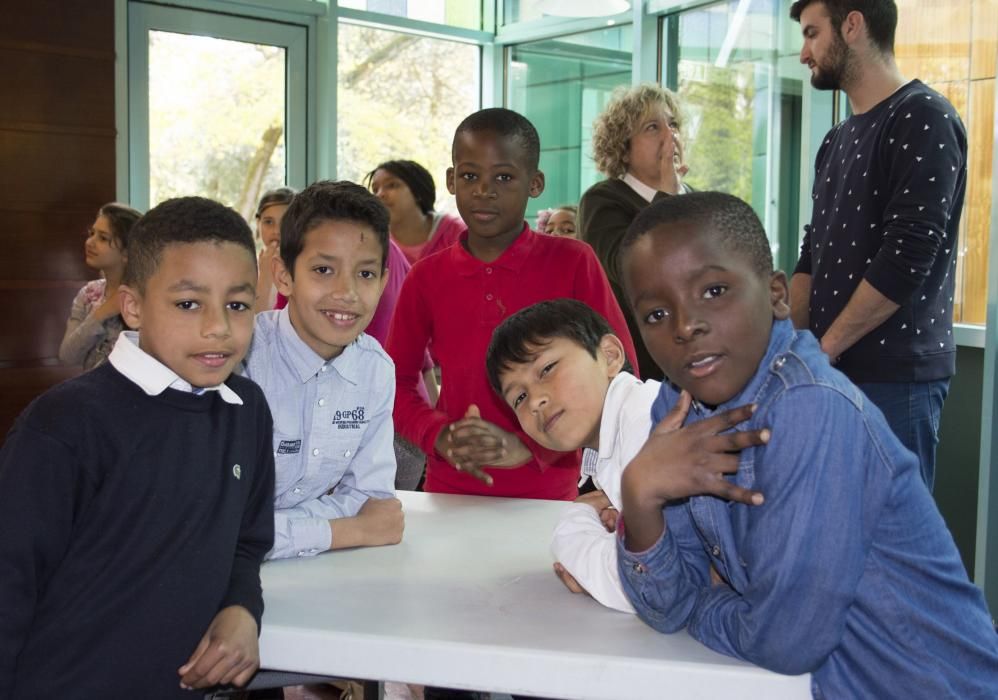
0, 0, 116, 434
936, 345, 985, 576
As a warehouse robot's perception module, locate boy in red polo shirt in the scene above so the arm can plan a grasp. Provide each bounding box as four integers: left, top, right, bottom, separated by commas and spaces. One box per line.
386, 108, 637, 499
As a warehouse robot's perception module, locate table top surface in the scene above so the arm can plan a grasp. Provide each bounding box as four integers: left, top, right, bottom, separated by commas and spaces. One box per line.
259, 491, 810, 699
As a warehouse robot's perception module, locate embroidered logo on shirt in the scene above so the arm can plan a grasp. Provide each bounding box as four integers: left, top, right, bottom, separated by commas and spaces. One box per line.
277, 439, 302, 454
232, 464, 241, 480
332, 406, 367, 430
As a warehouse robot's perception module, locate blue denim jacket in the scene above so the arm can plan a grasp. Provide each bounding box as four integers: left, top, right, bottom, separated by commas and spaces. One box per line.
618, 319, 998, 698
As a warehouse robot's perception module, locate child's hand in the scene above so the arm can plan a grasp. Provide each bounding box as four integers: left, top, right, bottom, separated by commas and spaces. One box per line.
178, 605, 259, 690
434, 405, 531, 485
355, 496, 405, 546
92, 288, 123, 322
621, 394, 768, 551
553, 562, 589, 596
575, 490, 618, 532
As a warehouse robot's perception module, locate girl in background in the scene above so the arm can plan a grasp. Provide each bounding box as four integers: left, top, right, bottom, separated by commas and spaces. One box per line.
537, 204, 578, 238
366, 160, 465, 265
254, 186, 295, 312
59, 202, 141, 370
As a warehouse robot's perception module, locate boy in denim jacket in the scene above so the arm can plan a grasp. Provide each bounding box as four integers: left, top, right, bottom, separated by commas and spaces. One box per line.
615, 192, 998, 698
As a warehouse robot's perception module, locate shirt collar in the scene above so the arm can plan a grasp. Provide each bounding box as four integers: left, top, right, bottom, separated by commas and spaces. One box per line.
621, 173, 658, 203
594, 372, 641, 462
276, 306, 361, 385
108, 331, 243, 404
621, 172, 691, 201
710, 318, 796, 415
450, 223, 536, 276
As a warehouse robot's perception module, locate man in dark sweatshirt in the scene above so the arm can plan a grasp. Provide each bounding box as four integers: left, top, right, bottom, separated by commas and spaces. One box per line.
790, 0, 967, 491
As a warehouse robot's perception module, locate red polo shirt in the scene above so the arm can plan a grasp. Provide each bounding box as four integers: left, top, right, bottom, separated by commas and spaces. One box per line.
385, 225, 638, 499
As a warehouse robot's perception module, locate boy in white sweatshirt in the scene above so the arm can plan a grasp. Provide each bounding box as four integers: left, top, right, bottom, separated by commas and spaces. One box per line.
485, 298, 662, 612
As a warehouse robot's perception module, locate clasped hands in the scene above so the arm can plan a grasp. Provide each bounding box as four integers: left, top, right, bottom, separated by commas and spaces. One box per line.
434, 404, 531, 486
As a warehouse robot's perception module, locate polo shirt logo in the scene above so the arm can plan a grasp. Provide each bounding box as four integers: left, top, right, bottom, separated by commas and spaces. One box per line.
232, 464, 241, 480
277, 439, 302, 454
333, 406, 367, 430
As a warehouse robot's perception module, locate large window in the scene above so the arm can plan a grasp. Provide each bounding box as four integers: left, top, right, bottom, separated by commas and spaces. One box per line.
661, 0, 810, 273
506, 25, 633, 221
894, 0, 995, 326
127, 3, 308, 217
147, 32, 287, 217
336, 22, 480, 211
339, 0, 484, 31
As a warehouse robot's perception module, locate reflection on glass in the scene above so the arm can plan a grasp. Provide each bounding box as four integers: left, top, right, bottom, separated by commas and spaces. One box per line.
663, 0, 806, 268
148, 31, 286, 221
336, 23, 480, 212
339, 0, 482, 31
507, 25, 633, 220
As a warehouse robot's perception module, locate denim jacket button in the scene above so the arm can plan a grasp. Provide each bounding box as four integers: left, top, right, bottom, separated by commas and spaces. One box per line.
632, 562, 645, 574
711, 545, 721, 557
772, 355, 787, 370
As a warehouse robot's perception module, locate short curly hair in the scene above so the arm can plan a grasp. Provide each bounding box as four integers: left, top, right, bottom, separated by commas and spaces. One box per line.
591, 84, 685, 179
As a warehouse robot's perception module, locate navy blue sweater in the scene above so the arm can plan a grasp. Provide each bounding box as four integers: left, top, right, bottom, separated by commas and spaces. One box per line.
795, 80, 967, 383
0, 363, 275, 698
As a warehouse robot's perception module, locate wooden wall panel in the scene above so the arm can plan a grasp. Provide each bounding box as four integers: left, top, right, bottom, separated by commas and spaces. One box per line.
896, 0, 995, 326
0, 0, 115, 436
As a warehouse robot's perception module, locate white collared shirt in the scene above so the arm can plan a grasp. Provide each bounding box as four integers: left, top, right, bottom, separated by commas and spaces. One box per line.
108, 331, 242, 405
551, 371, 661, 613
621, 172, 691, 202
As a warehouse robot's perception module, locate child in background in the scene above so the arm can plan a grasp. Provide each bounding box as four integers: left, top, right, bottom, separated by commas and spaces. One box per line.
1, 197, 275, 696
58, 202, 141, 369
254, 186, 295, 312
539, 204, 578, 238
386, 108, 638, 499
242, 180, 403, 559
486, 298, 660, 612
366, 159, 466, 265
615, 192, 998, 697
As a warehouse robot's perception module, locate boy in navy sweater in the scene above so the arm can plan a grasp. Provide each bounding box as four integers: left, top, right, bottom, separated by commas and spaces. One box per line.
0, 197, 275, 697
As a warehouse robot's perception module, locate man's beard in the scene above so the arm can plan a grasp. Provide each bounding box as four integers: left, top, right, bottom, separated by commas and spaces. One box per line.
811, 32, 852, 91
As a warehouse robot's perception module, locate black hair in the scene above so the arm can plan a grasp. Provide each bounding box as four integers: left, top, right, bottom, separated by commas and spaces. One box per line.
790, 0, 897, 54
123, 196, 255, 291
98, 202, 142, 250
452, 108, 541, 172
279, 180, 391, 275
256, 186, 296, 218
620, 191, 774, 279
485, 298, 630, 395
364, 160, 436, 215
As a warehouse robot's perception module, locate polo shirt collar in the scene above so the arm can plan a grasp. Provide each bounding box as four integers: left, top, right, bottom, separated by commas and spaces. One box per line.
108, 331, 243, 404
450, 223, 536, 276
276, 306, 361, 386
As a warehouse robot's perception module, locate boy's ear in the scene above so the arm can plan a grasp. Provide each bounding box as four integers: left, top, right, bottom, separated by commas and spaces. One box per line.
446, 167, 456, 195
118, 284, 142, 330
598, 334, 626, 377
528, 170, 545, 199
273, 254, 294, 297
770, 271, 791, 320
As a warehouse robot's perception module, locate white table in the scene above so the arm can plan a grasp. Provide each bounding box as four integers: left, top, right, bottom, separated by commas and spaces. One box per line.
259, 492, 810, 699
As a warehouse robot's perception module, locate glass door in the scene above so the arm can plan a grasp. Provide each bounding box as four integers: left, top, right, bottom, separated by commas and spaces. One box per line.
127, 3, 308, 221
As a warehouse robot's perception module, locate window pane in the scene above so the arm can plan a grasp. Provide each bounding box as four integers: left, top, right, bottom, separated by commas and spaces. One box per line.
148, 31, 286, 221
503, 0, 630, 25
508, 25, 633, 222
336, 23, 480, 212
894, 0, 995, 326
664, 0, 806, 271
339, 0, 482, 31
